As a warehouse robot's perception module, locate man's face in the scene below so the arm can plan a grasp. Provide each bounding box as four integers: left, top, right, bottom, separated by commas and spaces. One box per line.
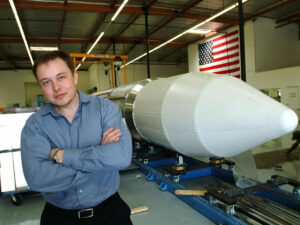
36, 58, 78, 107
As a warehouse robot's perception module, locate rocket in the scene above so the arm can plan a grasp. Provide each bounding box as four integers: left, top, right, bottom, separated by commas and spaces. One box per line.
99, 72, 298, 158
0, 71, 297, 193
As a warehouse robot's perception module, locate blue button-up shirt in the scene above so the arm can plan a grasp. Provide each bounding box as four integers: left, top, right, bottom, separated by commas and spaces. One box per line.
21, 91, 132, 210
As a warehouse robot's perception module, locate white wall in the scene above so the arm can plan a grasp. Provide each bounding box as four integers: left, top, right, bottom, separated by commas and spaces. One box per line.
188, 18, 300, 109
0, 70, 90, 108
254, 17, 300, 72
247, 19, 300, 109
0, 70, 35, 108
0, 59, 188, 108
89, 62, 188, 91
77, 71, 90, 93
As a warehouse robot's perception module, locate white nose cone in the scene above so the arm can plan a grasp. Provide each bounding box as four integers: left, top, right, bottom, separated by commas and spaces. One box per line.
191, 74, 298, 157
133, 72, 298, 158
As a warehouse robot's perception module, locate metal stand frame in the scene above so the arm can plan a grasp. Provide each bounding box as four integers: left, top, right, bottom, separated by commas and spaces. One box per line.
132, 146, 300, 225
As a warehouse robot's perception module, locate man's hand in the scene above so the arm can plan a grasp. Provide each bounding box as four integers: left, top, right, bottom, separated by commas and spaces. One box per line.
49, 148, 64, 164
101, 127, 121, 145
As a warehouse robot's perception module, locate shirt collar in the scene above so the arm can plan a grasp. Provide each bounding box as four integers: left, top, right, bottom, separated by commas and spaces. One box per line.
40, 90, 90, 117
78, 90, 90, 104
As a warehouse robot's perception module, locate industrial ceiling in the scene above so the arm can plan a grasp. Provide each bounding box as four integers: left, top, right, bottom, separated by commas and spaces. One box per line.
0, 0, 299, 71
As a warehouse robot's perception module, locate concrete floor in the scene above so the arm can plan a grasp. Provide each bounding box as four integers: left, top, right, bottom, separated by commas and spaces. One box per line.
231, 124, 300, 183
0, 169, 214, 225
0, 127, 299, 225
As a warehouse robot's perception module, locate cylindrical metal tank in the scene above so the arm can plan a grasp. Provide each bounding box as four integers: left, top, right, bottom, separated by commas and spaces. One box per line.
107, 78, 156, 141
97, 72, 298, 158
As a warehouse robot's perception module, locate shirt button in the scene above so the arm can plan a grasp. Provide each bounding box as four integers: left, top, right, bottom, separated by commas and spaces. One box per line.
79, 189, 82, 193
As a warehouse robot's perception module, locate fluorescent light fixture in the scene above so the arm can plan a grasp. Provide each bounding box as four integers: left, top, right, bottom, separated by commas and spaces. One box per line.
188, 29, 211, 34
76, 32, 104, 70
30, 46, 59, 51
76, 63, 81, 71
125, 53, 147, 66
111, 0, 129, 22
124, 0, 248, 67
9, 0, 34, 65
87, 32, 104, 54
77, 0, 128, 70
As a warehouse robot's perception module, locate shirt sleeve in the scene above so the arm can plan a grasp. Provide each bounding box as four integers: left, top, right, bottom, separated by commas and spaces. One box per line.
63, 98, 132, 172
21, 116, 80, 192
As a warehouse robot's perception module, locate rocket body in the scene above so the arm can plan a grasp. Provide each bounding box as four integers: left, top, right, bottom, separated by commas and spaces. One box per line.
99, 72, 298, 158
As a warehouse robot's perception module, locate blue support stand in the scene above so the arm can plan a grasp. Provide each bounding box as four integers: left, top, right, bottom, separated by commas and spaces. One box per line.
132, 158, 247, 225
132, 149, 300, 224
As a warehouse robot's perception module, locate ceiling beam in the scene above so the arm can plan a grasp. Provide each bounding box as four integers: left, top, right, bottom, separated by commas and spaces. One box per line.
118, 0, 165, 56
103, 14, 140, 54
125, 0, 205, 56
7, 56, 30, 61
0, 0, 237, 24
110, 0, 119, 8
158, 46, 183, 62
81, 14, 107, 53
58, 0, 68, 48
125, 41, 139, 56
188, 0, 297, 46
0, 48, 17, 69
149, 18, 173, 37
276, 10, 300, 24
176, 55, 187, 64
103, 0, 159, 54
180, 0, 205, 14
116, 15, 139, 37
217, 1, 298, 35
246, 0, 297, 20
81, 0, 121, 53
3, 51, 188, 65
150, 0, 205, 37
186, 30, 217, 46
0, 37, 186, 47
0, 67, 22, 70
124, 18, 174, 55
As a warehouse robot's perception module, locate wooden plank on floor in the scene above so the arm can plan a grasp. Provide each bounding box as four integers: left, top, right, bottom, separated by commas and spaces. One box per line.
175, 190, 207, 196
131, 205, 149, 215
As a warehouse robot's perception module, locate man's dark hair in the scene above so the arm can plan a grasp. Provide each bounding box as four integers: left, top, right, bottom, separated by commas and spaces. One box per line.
32, 51, 74, 80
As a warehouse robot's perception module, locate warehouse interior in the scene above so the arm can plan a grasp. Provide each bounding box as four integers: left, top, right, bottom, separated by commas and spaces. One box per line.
0, 0, 300, 224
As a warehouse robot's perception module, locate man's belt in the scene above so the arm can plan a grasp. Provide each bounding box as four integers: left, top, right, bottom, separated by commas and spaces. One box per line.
46, 192, 118, 219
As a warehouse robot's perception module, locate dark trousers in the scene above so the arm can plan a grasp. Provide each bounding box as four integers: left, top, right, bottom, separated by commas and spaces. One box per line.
40, 192, 133, 225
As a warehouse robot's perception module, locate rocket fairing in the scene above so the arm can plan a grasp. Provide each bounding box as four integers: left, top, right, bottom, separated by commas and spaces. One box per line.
101, 72, 298, 158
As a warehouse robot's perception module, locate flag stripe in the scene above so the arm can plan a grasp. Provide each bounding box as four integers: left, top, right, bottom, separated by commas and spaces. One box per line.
215, 71, 240, 77
213, 37, 239, 49
213, 34, 238, 46
203, 55, 240, 66
213, 30, 239, 42
214, 51, 238, 59
230, 71, 241, 77
210, 69, 240, 76
200, 60, 239, 71
206, 64, 240, 73
213, 43, 238, 53
198, 30, 240, 78
213, 67, 240, 74
200, 57, 240, 71
214, 45, 239, 55
214, 52, 239, 62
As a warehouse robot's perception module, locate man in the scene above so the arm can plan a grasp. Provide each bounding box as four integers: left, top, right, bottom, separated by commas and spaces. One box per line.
21, 51, 133, 225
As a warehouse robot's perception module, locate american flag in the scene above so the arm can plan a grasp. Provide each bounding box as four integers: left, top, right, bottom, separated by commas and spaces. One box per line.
198, 30, 240, 78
